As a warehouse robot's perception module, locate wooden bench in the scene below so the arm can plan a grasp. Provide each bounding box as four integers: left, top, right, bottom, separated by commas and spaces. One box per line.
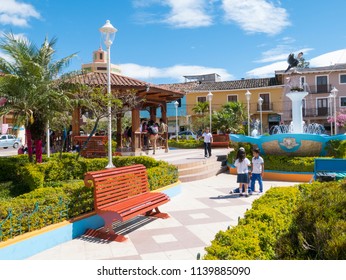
74, 136, 107, 158
211, 134, 230, 148
314, 158, 346, 182
84, 164, 170, 242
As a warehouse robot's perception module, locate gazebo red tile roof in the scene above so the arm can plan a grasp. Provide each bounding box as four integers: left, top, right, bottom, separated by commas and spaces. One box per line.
67, 72, 185, 105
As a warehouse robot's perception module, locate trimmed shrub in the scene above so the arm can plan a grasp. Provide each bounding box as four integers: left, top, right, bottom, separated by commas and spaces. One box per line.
277, 180, 346, 260
203, 187, 300, 260
0, 180, 92, 242
168, 139, 204, 149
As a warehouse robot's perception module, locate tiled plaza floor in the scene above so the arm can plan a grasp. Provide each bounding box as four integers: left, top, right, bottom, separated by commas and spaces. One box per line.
28, 171, 301, 260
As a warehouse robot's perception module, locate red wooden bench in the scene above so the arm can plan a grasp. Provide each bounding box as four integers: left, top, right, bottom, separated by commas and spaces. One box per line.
211, 134, 230, 148
84, 164, 170, 242
74, 136, 107, 158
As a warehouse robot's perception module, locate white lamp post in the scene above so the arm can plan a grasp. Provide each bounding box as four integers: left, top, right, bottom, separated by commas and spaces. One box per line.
245, 90, 252, 136
207, 91, 213, 132
331, 86, 338, 135
328, 93, 333, 135
174, 101, 179, 142
100, 20, 117, 168
258, 96, 263, 135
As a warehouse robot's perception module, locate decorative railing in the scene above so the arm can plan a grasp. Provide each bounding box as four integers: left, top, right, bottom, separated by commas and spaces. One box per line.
0, 197, 69, 242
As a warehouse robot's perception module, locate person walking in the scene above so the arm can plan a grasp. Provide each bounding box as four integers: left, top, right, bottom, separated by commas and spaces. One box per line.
148, 120, 159, 155
201, 127, 213, 158
158, 118, 167, 146
233, 147, 251, 197
250, 148, 264, 194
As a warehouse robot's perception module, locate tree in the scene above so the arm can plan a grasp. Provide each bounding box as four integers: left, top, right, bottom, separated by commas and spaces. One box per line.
62, 74, 144, 159
192, 101, 209, 115
327, 109, 346, 128
0, 33, 76, 162
212, 102, 246, 133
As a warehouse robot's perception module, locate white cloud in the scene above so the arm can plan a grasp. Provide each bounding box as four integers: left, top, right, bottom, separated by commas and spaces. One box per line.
222, 0, 290, 35
132, 0, 213, 28
0, 0, 40, 27
246, 49, 346, 78
163, 0, 213, 28
119, 63, 234, 82
309, 49, 346, 67
246, 61, 286, 78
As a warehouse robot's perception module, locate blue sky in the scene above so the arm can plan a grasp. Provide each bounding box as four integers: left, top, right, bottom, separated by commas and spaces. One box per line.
1, 0, 346, 85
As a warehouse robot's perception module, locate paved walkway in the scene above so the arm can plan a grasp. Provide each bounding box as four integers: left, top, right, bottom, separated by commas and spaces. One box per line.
28, 158, 301, 260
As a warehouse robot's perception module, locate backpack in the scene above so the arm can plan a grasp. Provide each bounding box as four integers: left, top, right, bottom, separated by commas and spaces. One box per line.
149, 125, 158, 135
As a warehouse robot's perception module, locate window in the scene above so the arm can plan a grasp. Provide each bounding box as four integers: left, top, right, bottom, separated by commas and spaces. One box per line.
227, 95, 238, 102
317, 98, 328, 116
99, 53, 103, 60
341, 97, 346, 107
300, 76, 306, 88
177, 98, 181, 107
316, 76, 328, 93
340, 74, 346, 84
259, 93, 270, 111
197, 96, 207, 103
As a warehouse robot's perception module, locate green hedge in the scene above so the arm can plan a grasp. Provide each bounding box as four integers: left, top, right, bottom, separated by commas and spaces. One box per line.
0, 154, 179, 242
0, 181, 93, 242
276, 181, 346, 259
204, 180, 346, 260
203, 186, 300, 260
0, 153, 178, 195
168, 139, 204, 149
227, 152, 315, 172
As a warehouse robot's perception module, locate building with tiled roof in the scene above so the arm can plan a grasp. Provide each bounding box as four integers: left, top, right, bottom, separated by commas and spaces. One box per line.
160, 63, 346, 135
160, 76, 285, 133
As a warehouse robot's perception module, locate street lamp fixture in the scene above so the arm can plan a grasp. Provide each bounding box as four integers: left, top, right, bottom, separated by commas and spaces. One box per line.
100, 20, 117, 168
258, 96, 263, 135
245, 90, 252, 136
207, 91, 213, 132
174, 101, 179, 142
331, 86, 338, 135
328, 93, 333, 135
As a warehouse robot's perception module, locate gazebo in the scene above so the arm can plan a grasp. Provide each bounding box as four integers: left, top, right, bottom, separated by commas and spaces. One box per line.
69, 71, 184, 154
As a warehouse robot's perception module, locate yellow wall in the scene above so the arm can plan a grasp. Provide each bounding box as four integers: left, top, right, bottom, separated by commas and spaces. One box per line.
186, 87, 284, 133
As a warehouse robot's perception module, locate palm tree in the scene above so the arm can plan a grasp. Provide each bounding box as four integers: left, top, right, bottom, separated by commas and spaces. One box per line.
192, 101, 209, 115
213, 101, 246, 133
0, 33, 76, 162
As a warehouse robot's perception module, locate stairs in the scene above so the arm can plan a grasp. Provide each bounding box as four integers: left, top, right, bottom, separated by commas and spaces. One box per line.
177, 154, 228, 182
145, 148, 230, 182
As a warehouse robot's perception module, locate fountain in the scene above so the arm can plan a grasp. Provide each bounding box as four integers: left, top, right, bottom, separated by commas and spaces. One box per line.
230, 79, 346, 156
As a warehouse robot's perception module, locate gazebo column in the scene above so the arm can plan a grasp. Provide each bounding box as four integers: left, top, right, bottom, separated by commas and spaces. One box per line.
161, 103, 169, 153
131, 107, 141, 153
149, 106, 157, 122
116, 113, 122, 149
72, 107, 81, 140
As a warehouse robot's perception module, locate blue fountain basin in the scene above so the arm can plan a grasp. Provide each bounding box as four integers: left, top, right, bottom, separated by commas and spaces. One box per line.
229, 133, 346, 156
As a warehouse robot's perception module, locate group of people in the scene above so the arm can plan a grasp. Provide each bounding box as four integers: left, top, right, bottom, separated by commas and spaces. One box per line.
232, 147, 264, 197
140, 118, 167, 155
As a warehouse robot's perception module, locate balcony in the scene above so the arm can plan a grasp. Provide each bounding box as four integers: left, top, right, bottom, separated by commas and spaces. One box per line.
308, 84, 332, 94
257, 102, 273, 111
302, 108, 329, 117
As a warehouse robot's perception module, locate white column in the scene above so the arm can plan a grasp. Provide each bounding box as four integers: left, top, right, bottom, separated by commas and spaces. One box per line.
286, 91, 309, 133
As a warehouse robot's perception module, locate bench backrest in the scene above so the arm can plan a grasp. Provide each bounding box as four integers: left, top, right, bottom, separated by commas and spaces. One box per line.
84, 164, 150, 210
212, 134, 229, 142
314, 158, 346, 173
